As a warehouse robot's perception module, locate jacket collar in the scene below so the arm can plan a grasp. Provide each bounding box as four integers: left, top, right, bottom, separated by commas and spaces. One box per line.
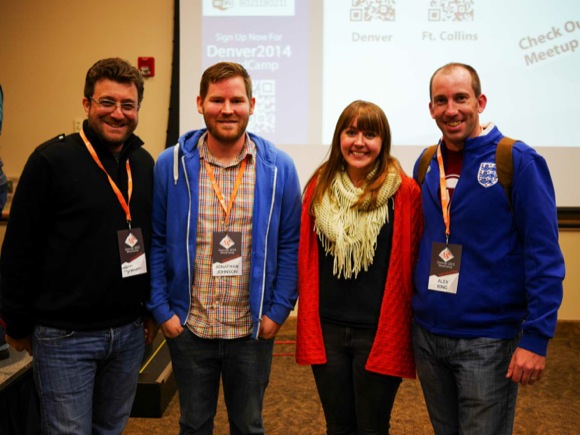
81, 121, 144, 161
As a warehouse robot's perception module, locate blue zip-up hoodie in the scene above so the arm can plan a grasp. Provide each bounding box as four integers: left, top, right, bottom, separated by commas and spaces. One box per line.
412, 125, 565, 356
147, 129, 301, 339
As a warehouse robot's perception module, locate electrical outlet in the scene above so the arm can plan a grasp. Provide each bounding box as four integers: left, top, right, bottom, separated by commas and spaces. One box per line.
73, 118, 83, 133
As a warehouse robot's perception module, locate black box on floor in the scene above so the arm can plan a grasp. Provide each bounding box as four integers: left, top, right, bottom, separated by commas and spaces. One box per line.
130, 334, 177, 418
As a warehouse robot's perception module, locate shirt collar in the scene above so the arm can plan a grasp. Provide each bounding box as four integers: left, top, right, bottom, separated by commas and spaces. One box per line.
198, 132, 256, 168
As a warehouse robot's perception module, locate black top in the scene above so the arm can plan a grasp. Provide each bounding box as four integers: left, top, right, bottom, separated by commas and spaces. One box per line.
318, 199, 394, 328
0, 122, 154, 338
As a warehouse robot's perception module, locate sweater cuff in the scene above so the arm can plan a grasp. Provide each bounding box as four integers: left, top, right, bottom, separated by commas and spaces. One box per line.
148, 304, 174, 326
518, 333, 549, 356
264, 303, 292, 326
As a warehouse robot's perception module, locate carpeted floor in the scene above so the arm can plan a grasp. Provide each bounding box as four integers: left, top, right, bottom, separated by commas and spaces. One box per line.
123, 318, 580, 434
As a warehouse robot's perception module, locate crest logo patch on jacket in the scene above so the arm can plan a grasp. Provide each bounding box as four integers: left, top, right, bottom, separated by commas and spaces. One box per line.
477, 162, 498, 188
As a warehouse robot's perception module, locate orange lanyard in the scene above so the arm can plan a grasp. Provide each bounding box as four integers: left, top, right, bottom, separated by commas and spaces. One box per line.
80, 130, 133, 229
436, 143, 451, 244
204, 156, 248, 226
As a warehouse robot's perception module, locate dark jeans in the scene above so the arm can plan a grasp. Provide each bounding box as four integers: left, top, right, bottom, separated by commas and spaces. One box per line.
166, 328, 274, 435
312, 321, 402, 435
412, 323, 519, 435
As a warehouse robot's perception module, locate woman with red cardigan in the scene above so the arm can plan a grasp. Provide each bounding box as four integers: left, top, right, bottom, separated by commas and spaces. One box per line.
296, 100, 423, 434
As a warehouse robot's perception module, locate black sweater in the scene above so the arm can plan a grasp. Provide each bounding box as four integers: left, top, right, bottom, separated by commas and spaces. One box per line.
0, 123, 154, 338
318, 200, 394, 328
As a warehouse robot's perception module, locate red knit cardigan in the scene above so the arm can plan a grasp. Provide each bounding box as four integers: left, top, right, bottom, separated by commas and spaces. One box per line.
295, 173, 423, 378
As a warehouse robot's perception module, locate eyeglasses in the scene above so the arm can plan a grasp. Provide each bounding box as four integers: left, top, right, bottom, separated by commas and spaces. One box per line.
90, 97, 140, 114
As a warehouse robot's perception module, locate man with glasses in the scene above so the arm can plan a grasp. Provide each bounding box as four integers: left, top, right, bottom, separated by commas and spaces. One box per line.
0, 58, 157, 434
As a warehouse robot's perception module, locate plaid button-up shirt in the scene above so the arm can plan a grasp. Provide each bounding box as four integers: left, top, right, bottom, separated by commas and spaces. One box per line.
186, 133, 256, 339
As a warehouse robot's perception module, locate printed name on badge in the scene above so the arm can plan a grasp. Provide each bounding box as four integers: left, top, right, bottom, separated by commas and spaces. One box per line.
428, 242, 462, 294
212, 231, 243, 276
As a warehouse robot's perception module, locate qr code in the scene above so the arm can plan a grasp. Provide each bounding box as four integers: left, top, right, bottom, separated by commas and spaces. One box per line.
248, 80, 276, 135
350, 0, 396, 22
428, 0, 474, 22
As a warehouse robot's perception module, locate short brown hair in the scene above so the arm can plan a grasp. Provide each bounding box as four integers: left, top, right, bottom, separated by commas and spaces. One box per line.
84, 58, 144, 103
429, 62, 482, 100
199, 62, 252, 103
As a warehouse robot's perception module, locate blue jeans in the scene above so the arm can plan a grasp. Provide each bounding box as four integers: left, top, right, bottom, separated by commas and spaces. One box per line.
32, 319, 145, 435
166, 328, 274, 435
312, 321, 402, 435
412, 323, 519, 435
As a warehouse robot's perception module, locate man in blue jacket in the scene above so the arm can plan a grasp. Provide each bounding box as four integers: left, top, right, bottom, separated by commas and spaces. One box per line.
412, 62, 565, 434
148, 62, 301, 434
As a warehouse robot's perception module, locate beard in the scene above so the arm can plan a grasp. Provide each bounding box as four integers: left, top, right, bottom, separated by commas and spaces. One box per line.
203, 115, 250, 146
87, 115, 137, 150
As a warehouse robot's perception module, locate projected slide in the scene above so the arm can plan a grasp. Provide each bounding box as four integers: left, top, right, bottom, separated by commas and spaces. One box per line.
200, 0, 310, 145
182, 0, 580, 206
322, 0, 580, 147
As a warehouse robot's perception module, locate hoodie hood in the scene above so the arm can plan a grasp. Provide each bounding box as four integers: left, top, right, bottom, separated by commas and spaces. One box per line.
171, 129, 207, 185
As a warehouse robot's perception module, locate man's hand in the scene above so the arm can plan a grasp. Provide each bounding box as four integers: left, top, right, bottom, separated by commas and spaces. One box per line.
6, 335, 33, 356
258, 315, 281, 340
144, 317, 159, 345
506, 347, 546, 385
160, 314, 183, 339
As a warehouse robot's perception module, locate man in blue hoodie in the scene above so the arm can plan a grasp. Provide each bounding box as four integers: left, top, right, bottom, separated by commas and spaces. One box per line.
148, 62, 301, 434
412, 63, 565, 434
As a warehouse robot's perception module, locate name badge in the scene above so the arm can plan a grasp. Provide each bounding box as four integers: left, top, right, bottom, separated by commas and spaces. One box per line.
428, 242, 462, 294
117, 228, 147, 278
212, 231, 243, 276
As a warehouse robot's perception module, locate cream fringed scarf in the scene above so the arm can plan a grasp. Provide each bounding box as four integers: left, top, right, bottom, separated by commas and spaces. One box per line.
313, 166, 401, 279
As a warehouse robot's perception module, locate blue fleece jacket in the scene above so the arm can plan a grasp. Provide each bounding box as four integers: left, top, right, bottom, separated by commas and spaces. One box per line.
147, 129, 301, 338
412, 125, 565, 356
